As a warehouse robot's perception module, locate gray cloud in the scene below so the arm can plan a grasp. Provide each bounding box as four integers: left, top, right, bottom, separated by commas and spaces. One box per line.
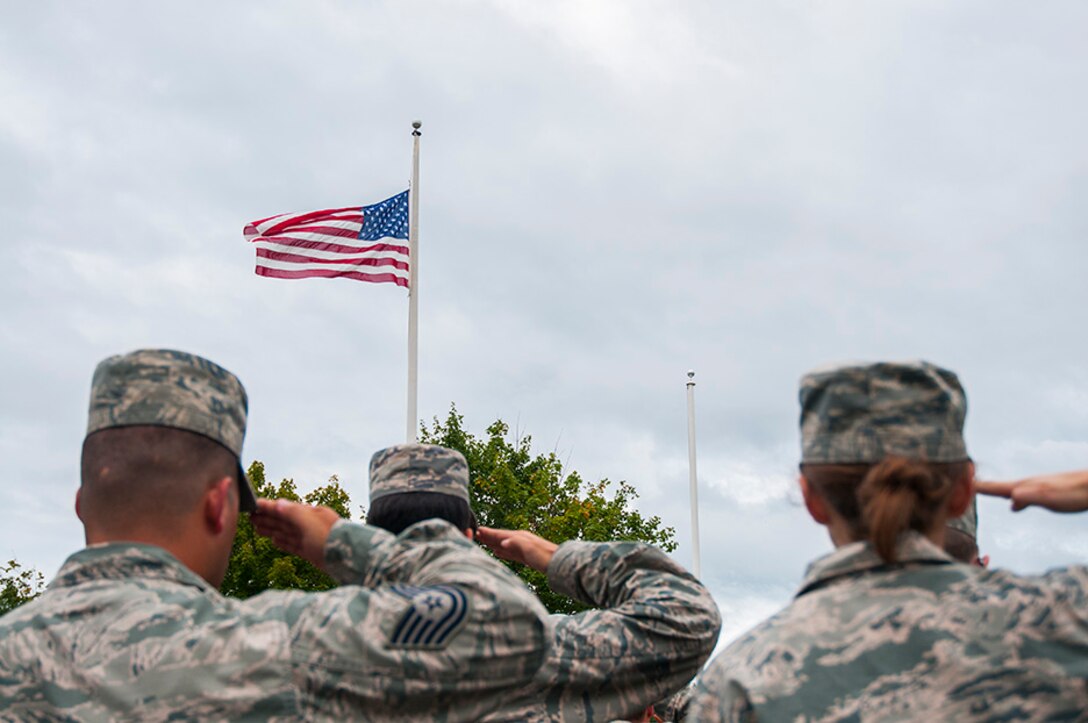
2, 2, 1085, 645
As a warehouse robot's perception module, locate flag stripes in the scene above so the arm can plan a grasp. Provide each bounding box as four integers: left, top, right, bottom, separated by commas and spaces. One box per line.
244, 191, 410, 287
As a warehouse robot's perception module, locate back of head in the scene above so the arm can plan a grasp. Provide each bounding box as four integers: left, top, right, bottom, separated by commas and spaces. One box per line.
365, 443, 476, 534
799, 361, 972, 562
367, 491, 477, 535
81, 426, 238, 538
79, 349, 257, 539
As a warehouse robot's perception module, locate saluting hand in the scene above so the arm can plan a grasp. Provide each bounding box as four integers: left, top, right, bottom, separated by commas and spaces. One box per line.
976, 470, 1088, 513
476, 527, 559, 573
252, 498, 341, 570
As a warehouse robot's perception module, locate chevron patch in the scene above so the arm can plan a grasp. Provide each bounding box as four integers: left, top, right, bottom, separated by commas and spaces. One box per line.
388, 585, 469, 649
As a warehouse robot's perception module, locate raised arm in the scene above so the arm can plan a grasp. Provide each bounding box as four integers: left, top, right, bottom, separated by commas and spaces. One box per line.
479, 527, 722, 721
252, 500, 549, 720
976, 470, 1088, 513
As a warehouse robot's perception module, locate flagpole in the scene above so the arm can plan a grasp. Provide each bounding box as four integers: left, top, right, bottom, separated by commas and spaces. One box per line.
686, 370, 701, 578
406, 121, 422, 442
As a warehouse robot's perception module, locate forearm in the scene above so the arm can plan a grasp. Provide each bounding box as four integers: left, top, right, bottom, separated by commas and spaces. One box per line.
321, 519, 390, 584
295, 520, 551, 717
548, 541, 721, 640
541, 541, 722, 718
323, 518, 539, 591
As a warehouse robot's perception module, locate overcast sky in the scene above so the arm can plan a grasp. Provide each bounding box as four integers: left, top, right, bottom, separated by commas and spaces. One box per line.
2, 0, 1086, 645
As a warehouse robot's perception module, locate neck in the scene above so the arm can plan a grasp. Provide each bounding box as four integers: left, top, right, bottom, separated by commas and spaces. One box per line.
827, 519, 948, 550
84, 526, 218, 584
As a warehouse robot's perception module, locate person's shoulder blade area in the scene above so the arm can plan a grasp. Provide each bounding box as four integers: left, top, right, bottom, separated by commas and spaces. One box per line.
289, 520, 550, 718
694, 563, 1088, 721
0, 573, 301, 719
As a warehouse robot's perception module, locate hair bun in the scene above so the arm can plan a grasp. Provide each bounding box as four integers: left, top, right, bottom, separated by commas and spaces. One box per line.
859, 456, 948, 562
863, 457, 936, 493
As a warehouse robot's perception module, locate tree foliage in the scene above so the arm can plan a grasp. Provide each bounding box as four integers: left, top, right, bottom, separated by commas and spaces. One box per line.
421, 405, 676, 614
0, 559, 45, 616
221, 461, 352, 599
224, 409, 676, 614
6, 412, 673, 614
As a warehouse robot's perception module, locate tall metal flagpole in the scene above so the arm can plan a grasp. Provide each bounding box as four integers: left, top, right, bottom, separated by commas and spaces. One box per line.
406, 121, 422, 442
686, 370, 702, 578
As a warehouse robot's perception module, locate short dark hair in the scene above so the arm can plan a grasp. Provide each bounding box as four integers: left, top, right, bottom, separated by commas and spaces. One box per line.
80, 426, 238, 533
366, 492, 477, 535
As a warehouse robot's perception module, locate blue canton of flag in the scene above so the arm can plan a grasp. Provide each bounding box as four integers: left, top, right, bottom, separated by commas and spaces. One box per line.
360, 191, 409, 241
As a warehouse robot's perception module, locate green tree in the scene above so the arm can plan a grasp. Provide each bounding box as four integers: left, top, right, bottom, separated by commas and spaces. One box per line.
0, 559, 45, 615
224, 409, 676, 615
221, 461, 352, 599
421, 405, 677, 613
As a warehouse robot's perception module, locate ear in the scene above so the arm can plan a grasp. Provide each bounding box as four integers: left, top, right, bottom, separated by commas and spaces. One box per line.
75, 487, 84, 522
203, 477, 235, 535
464, 528, 475, 540
947, 468, 973, 518
799, 475, 832, 526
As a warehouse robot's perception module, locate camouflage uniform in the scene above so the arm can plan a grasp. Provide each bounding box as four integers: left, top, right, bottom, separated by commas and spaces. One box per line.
484, 540, 721, 722
0, 520, 549, 721
369, 443, 472, 503
0, 350, 550, 721
366, 446, 722, 722
690, 361, 1088, 721
690, 533, 1088, 721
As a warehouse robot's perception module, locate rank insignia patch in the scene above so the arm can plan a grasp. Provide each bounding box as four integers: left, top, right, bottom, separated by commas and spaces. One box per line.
388, 585, 469, 649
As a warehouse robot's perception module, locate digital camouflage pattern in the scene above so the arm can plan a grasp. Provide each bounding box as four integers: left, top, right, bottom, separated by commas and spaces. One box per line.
0, 519, 549, 721
689, 533, 1088, 722
369, 444, 470, 503
800, 361, 969, 464
367, 443, 719, 720
482, 540, 721, 722
656, 685, 694, 722
85, 348, 257, 511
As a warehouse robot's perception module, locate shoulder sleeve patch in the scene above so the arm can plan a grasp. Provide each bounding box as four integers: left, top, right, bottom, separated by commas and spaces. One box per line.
388, 585, 469, 649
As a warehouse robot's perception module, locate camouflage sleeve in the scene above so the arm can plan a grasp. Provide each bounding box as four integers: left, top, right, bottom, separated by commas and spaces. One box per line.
534, 540, 722, 720
1046, 565, 1088, 611
688, 671, 757, 723
322, 518, 392, 584
287, 519, 550, 718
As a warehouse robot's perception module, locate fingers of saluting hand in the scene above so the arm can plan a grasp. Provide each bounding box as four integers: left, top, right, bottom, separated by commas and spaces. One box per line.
254, 498, 297, 520
974, 481, 1014, 498
252, 499, 304, 551
476, 527, 557, 572
475, 527, 517, 559
975, 480, 1038, 511
252, 519, 299, 544
975, 471, 1088, 513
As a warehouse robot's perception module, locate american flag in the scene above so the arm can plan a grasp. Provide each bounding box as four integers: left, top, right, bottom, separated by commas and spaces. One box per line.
244, 191, 410, 287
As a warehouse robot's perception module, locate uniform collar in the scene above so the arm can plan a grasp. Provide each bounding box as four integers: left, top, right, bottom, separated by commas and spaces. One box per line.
50, 542, 213, 593
796, 532, 956, 598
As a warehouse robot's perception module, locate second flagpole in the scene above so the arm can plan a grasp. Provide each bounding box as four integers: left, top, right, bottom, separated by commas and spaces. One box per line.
686, 370, 701, 579
406, 121, 422, 442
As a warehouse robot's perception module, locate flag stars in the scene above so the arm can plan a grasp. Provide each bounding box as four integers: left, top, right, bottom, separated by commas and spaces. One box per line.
360, 191, 409, 242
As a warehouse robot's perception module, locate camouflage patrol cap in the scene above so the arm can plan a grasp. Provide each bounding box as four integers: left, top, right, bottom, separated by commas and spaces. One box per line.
86, 349, 258, 512
799, 361, 969, 464
369, 444, 470, 503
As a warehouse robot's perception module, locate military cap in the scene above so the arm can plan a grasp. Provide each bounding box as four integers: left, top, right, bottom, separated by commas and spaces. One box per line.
86, 349, 257, 512
369, 444, 470, 503
800, 360, 969, 464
